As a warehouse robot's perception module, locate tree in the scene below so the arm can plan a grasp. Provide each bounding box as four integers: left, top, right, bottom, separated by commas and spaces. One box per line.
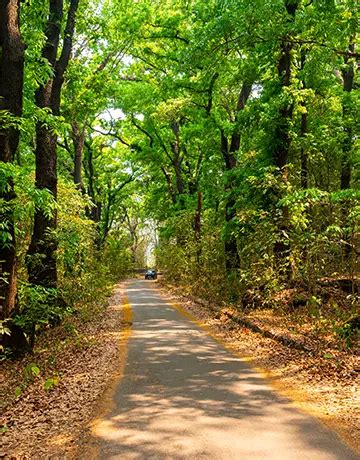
1, 0, 358, 354
0, 0, 25, 319
26, 0, 79, 289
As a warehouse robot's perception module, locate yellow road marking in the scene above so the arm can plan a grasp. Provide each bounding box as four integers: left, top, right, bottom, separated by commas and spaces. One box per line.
78, 290, 133, 458
156, 286, 358, 454
79, 281, 359, 456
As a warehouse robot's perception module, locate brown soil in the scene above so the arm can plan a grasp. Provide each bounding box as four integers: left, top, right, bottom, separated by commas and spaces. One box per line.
1, 282, 128, 459
157, 281, 360, 455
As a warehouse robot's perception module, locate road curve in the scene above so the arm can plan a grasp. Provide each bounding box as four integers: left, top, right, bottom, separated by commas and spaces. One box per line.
86, 280, 359, 460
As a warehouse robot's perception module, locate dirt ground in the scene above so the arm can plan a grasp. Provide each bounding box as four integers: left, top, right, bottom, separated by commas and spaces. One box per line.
1, 283, 129, 459
157, 281, 360, 455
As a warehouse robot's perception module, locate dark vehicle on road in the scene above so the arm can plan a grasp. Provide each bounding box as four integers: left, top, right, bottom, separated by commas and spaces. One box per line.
145, 269, 157, 280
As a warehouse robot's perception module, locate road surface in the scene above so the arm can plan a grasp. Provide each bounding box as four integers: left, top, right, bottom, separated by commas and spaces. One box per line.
87, 280, 359, 459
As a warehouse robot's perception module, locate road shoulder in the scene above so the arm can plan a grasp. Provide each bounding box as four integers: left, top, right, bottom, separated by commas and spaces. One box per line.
1, 282, 130, 459
156, 281, 360, 455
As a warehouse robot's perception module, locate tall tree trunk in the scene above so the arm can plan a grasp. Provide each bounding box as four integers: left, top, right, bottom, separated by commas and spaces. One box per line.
84, 140, 102, 222
0, 0, 25, 319
27, 125, 58, 287
124, 211, 139, 265
340, 40, 355, 260
26, 0, 62, 286
170, 122, 185, 197
101, 187, 114, 246
273, 0, 298, 279
71, 120, 86, 191
341, 41, 355, 191
300, 49, 308, 189
193, 191, 202, 263
221, 130, 240, 272
160, 166, 177, 204
221, 82, 252, 272
300, 110, 308, 189
27, 0, 79, 287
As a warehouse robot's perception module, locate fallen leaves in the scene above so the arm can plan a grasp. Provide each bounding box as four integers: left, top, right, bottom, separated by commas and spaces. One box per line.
1, 283, 127, 459
159, 281, 360, 454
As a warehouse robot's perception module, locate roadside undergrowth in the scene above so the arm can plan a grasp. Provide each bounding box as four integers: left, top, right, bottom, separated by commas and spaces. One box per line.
1, 282, 127, 459
158, 279, 360, 455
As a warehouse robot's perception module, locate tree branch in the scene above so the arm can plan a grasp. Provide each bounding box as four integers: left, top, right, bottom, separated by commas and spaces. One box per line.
131, 117, 154, 148
52, 0, 79, 114
148, 23, 190, 44
206, 72, 219, 114
90, 126, 131, 147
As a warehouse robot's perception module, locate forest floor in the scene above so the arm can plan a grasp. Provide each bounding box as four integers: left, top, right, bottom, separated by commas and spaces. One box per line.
158, 280, 360, 455
1, 282, 129, 459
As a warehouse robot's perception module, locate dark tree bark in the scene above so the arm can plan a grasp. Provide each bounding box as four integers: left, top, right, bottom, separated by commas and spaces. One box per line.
0, 0, 25, 320
83, 140, 104, 250
71, 120, 86, 191
221, 82, 252, 272
102, 185, 114, 244
170, 122, 185, 196
51, 0, 79, 115
340, 41, 354, 190
123, 208, 140, 265
160, 166, 177, 204
84, 140, 102, 222
193, 191, 202, 262
221, 130, 240, 271
300, 49, 308, 189
273, 0, 298, 278
340, 40, 355, 259
300, 109, 308, 189
131, 116, 180, 205
27, 0, 79, 287
99, 176, 135, 247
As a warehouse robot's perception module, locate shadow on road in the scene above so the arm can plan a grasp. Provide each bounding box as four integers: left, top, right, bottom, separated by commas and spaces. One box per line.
84, 281, 358, 460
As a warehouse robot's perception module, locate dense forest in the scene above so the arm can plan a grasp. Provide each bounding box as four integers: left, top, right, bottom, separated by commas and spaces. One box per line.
0, 0, 359, 355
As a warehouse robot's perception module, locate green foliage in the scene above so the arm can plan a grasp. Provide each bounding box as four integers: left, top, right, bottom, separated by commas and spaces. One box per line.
2, 0, 358, 353
14, 387, 22, 398
323, 352, 334, 359
0, 425, 9, 434
0, 319, 11, 337
24, 363, 40, 378
44, 376, 59, 391
14, 283, 70, 342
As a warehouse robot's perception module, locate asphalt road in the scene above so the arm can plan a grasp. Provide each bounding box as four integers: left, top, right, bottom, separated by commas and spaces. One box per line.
89, 280, 359, 460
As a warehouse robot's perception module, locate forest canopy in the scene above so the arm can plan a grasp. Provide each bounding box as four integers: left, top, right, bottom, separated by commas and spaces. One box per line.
0, 0, 359, 353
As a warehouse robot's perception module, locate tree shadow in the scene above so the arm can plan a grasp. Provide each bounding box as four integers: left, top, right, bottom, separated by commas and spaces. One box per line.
83, 281, 359, 460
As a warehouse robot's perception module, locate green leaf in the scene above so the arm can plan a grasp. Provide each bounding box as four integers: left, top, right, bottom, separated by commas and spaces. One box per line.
44, 377, 59, 391
15, 386, 22, 398
25, 363, 40, 377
